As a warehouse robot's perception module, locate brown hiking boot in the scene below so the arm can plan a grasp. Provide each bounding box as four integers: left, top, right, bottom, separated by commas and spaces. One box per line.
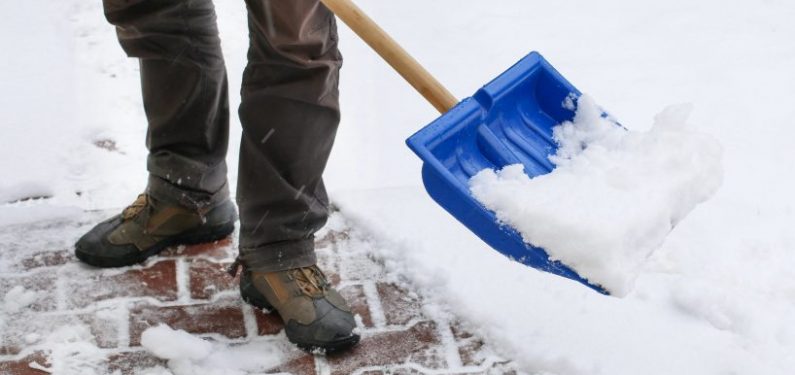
238, 264, 360, 353
75, 194, 237, 268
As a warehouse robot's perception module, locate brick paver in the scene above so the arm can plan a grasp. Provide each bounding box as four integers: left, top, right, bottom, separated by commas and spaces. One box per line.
0, 212, 520, 374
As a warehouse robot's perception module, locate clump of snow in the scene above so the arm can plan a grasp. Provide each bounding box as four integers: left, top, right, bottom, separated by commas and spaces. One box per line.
24, 332, 42, 344
2, 285, 39, 313
469, 95, 723, 295
141, 324, 213, 361
141, 324, 289, 375
32, 325, 107, 375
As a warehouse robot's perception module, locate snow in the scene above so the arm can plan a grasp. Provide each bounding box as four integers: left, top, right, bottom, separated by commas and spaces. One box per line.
1, 287, 111, 375
140, 324, 289, 375
0, 182, 53, 205
2, 0, 795, 374
2, 286, 40, 314
30, 325, 107, 375
0, 0, 147, 215
469, 95, 723, 295
24, 333, 41, 345
334, 188, 794, 375
136, 367, 175, 375
140, 325, 212, 361
0, 204, 82, 227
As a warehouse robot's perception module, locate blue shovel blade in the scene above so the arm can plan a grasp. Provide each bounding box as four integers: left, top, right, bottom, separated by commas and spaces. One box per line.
406, 52, 609, 294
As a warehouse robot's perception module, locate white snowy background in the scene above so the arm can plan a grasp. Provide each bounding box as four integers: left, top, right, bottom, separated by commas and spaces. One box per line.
1, 0, 794, 374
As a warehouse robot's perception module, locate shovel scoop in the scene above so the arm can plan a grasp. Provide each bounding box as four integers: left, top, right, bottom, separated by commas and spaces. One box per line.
322, 0, 607, 294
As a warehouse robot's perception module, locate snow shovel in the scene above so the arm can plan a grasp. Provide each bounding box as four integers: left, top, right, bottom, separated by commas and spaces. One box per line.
322, 0, 607, 294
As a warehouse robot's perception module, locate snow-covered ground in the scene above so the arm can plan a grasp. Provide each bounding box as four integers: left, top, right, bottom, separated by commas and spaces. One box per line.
2, 0, 795, 374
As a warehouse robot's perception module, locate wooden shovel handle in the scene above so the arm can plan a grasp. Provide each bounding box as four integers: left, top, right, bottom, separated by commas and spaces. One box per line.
321, 0, 458, 113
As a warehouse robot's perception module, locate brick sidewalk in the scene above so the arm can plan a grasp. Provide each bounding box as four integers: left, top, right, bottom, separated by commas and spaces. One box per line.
0, 212, 519, 374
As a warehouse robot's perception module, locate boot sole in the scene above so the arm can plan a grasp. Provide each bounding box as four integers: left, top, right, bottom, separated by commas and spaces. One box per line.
296, 334, 361, 354
75, 223, 235, 268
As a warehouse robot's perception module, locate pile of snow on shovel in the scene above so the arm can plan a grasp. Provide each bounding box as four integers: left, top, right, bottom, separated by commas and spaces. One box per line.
470, 95, 723, 296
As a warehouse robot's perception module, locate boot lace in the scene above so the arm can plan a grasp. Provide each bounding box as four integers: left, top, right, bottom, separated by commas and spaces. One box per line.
291, 266, 330, 296
225, 259, 330, 298
122, 194, 148, 221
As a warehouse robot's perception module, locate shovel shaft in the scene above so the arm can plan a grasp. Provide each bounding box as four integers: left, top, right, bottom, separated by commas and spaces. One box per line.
320, 0, 458, 113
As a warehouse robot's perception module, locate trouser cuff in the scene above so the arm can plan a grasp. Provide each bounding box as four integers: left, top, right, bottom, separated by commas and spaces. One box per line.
239, 238, 316, 273
146, 175, 230, 210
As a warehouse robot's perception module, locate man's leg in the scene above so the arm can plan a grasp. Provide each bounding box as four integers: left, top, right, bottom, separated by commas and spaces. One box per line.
236, 0, 342, 271
234, 0, 358, 353
105, 0, 231, 207
75, 0, 236, 268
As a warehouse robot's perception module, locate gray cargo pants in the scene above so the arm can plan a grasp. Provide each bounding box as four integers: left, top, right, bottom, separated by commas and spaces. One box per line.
103, 0, 342, 272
